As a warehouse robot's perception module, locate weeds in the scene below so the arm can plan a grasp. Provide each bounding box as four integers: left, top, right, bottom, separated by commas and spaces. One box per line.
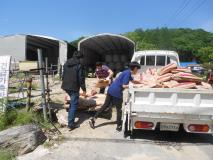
0, 149, 15, 160
0, 102, 54, 131
0, 108, 34, 131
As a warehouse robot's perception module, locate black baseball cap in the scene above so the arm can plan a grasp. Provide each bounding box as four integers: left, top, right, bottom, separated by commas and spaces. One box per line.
129, 61, 141, 69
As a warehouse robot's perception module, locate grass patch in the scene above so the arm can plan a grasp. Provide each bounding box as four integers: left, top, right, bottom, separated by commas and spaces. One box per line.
0, 108, 34, 131
0, 95, 54, 131
14, 111, 34, 125
0, 149, 15, 160
0, 108, 53, 131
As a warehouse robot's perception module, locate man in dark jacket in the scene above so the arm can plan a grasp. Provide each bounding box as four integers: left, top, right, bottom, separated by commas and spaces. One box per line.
61, 51, 87, 130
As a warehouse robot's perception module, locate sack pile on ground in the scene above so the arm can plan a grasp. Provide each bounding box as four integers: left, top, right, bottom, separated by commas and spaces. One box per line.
64, 90, 105, 111
133, 63, 212, 89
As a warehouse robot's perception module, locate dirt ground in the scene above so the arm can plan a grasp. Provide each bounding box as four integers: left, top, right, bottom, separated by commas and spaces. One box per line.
17, 78, 213, 160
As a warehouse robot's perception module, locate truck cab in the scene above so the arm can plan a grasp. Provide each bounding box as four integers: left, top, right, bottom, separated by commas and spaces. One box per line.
131, 50, 180, 71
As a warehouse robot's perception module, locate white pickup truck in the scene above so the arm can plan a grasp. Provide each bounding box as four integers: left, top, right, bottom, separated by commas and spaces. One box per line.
122, 50, 213, 137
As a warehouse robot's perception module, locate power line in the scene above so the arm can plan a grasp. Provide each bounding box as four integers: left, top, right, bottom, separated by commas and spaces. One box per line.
165, 0, 192, 27
179, 0, 207, 24
165, 0, 187, 25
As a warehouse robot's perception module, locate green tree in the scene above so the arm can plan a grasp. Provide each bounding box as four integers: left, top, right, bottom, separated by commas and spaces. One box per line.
70, 36, 85, 48
197, 47, 213, 63
124, 28, 213, 63
137, 41, 157, 50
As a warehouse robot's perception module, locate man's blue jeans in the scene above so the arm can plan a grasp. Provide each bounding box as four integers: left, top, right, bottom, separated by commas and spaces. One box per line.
66, 90, 79, 127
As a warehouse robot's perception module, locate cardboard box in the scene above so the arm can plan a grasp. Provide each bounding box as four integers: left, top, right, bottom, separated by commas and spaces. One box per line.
96, 80, 109, 88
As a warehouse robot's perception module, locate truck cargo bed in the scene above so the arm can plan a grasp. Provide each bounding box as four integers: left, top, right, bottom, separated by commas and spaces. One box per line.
129, 87, 213, 115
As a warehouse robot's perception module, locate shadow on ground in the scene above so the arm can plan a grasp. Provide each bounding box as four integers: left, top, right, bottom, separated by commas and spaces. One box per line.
131, 126, 213, 145
75, 112, 92, 126
75, 110, 113, 126
50, 102, 64, 110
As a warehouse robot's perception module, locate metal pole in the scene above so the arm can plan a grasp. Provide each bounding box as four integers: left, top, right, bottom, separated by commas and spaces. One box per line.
57, 57, 61, 79
45, 57, 61, 134
26, 77, 32, 111
37, 49, 47, 121
45, 57, 52, 121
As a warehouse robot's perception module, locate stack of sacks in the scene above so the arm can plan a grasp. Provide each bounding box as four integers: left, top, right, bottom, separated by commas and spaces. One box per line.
171, 68, 191, 73
172, 72, 202, 82
159, 63, 177, 75
133, 63, 212, 90
157, 73, 172, 83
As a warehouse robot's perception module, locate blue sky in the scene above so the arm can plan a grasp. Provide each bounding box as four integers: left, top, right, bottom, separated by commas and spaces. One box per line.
0, 0, 212, 41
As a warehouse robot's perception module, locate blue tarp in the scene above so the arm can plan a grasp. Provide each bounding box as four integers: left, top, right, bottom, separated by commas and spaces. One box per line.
180, 61, 198, 67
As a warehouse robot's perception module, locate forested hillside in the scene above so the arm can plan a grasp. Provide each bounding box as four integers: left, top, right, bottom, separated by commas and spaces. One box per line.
123, 28, 213, 63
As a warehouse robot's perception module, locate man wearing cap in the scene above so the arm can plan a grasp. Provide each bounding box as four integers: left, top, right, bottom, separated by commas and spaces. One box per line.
95, 62, 114, 94
89, 61, 141, 131
61, 51, 87, 130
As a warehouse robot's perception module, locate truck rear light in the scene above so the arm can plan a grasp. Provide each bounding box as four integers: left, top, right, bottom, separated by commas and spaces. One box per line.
188, 124, 209, 132
134, 121, 154, 129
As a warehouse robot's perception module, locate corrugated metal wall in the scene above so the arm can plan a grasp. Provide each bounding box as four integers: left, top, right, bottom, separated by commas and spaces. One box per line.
0, 35, 26, 61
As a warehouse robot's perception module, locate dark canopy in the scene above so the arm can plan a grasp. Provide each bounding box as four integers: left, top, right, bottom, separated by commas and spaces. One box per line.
78, 33, 135, 69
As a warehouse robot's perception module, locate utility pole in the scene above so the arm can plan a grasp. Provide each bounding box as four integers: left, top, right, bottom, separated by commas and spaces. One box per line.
37, 49, 47, 121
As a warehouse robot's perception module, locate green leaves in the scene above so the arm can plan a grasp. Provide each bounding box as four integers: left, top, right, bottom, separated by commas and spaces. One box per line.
197, 47, 213, 63
137, 42, 157, 50
123, 28, 213, 63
